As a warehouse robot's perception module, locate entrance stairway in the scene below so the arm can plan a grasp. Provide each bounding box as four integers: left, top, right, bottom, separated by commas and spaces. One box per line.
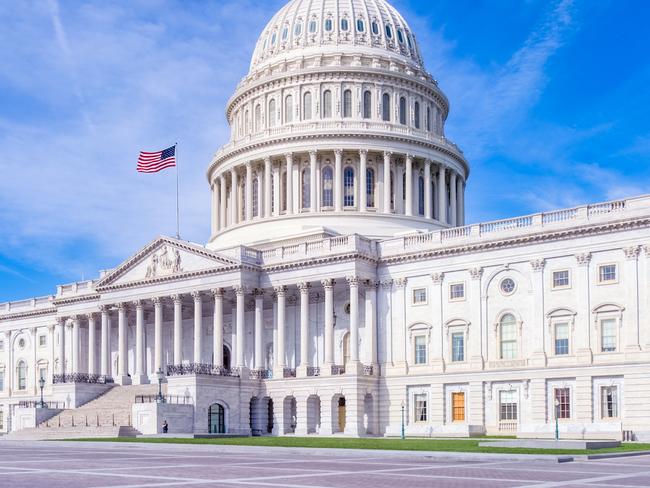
6, 383, 164, 440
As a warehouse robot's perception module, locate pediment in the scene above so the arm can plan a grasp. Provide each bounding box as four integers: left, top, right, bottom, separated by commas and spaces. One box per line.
96, 236, 240, 289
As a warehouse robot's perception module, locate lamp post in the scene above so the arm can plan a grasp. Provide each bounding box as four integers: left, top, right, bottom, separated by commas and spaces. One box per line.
400, 401, 405, 440
554, 398, 560, 441
156, 368, 165, 403
37, 377, 46, 408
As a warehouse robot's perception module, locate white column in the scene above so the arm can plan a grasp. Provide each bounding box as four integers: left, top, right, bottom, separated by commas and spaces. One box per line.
133, 300, 145, 381
87, 313, 96, 375
347, 276, 360, 364
624, 246, 642, 352
264, 157, 272, 218
322, 279, 335, 368
530, 260, 547, 366
334, 149, 342, 211
365, 281, 377, 366
230, 169, 238, 225
274, 286, 287, 374
245, 162, 253, 221
100, 307, 109, 376
468, 268, 484, 369
298, 282, 311, 373
424, 160, 432, 219
272, 162, 280, 217
117, 303, 129, 383
359, 149, 368, 212
172, 294, 182, 365
219, 175, 227, 229
212, 289, 224, 367
71, 315, 80, 373
450, 171, 457, 226
309, 151, 317, 212
575, 253, 593, 364
405, 154, 413, 216
192, 292, 203, 363
56, 318, 65, 375
383, 151, 391, 213
396, 162, 404, 214
437, 164, 447, 224
457, 177, 464, 226
254, 289, 264, 370
211, 182, 218, 235
153, 297, 163, 373
234, 286, 246, 369
285, 153, 293, 214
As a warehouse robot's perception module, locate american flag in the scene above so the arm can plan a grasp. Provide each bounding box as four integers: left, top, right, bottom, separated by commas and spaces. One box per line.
137, 145, 176, 173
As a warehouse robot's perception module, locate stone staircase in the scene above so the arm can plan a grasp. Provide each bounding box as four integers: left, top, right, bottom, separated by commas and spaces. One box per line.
6, 383, 164, 440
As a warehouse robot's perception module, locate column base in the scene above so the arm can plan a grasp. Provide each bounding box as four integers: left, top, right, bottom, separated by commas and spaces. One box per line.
529, 352, 547, 367
296, 365, 309, 378
131, 374, 149, 385
345, 361, 363, 376
321, 362, 333, 377
576, 348, 593, 364
272, 367, 286, 379
115, 375, 132, 386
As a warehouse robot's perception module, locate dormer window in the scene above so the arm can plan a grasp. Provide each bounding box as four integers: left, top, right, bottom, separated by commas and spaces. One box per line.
371, 21, 379, 35
294, 22, 302, 36
281, 26, 288, 40
356, 19, 365, 32
397, 29, 404, 44
309, 20, 317, 33
341, 18, 349, 31
325, 18, 333, 31
385, 24, 393, 39
271, 32, 277, 45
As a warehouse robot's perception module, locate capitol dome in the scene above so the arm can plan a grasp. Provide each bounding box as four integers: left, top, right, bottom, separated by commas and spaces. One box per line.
206, 0, 469, 250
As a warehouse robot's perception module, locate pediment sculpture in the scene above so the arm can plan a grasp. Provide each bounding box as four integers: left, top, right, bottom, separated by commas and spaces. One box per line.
145, 245, 182, 278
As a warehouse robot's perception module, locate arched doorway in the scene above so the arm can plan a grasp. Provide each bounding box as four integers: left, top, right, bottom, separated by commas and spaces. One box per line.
337, 396, 346, 433
208, 403, 225, 434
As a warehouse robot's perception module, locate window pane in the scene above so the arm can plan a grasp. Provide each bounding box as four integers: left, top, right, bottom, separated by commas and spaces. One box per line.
599, 265, 617, 282
303, 92, 312, 120
366, 168, 375, 207
414, 101, 420, 129
452, 392, 465, 422
553, 270, 569, 288
414, 336, 426, 364
322, 167, 333, 207
499, 390, 518, 421
382, 93, 390, 121
413, 288, 426, 304
343, 89, 352, 118
399, 97, 406, 125
414, 394, 427, 422
601, 386, 618, 418
363, 91, 372, 119
285, 95, 293, 123
344, 167, 355, 206
450, 283, 464, 300
555, 322, 569, 355
301, 169, 310, 209
554, 388, 571, 419
323, 90, 332, 118
601, 318, 617, 352
451, 333, 464, 362
500, 314, 517, 359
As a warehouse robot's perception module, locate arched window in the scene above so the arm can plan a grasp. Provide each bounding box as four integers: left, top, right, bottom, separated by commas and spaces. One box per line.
271, 32, 277, 45
17, 361, 26, 390
431, 181, 436, 218
366, 167, 375, 207
294, 22, 302, 36
309, 20, 317, 33
397, 29, 404, 44
372, 21, 379, 35
208, 403, 225, 434
344, 166, 355, 207
363, 90, 372, 119
426, 105, 431, 132
244, 110, 250, 134
343, 89, 352, 118
285, 95, 293, 123
252, 177, 259, 217
499, 314, 518, 359
399, 96, 407, 125
341, 18, 349, 31
303, 92, 312, 120
414, 101, 420, 129
385, 24, 393, 39
382, 93, 391, 121
356, 19, 365, 32
322, 90, 332, 118
418, 176, 424, 215
322, 166, 334, 207
325, 18, 333, 31
268, 99, 276, 127
254, 104, 262, 132
302, 168, 310, 209
282, 26, 289, 40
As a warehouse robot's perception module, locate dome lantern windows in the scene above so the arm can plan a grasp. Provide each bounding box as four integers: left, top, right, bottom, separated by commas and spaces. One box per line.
325, 18, 333, 32
356, 19, 365, 32
371, 20, 379, 35
397, 29, 404, 44
385, 24, 393, 39
341, 18, 349, 31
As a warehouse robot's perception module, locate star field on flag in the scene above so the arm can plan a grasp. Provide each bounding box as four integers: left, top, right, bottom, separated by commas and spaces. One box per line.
137, 145, 177, 173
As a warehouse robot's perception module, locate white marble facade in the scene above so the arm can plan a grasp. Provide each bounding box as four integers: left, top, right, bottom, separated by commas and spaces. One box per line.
2, 0, 650, 440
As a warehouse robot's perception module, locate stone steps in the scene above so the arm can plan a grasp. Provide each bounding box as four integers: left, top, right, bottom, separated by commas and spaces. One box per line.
6, 425, 140, 440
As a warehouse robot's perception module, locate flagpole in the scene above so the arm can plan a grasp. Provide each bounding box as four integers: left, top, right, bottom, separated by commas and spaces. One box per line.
175, 142, 180, 239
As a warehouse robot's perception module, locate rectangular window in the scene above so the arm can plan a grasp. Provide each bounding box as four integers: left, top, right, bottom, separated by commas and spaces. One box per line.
449, 283, 465, 300
599, 264, 617, 283
39, 367, 47, 382
0, 372, 4, 391
554, 322, 570, 355
552, 270, 570, 288
601, 318, 617, 352
499, 390, 518, 421
0, 411, 3, 430
601, 386, 618, 419
451, 332, 465, 362
39, 335, 47, 347
414, 394, 428, 422
412, 288, 427, 305
0, 340, 3, 351
414, 336, 427, 365
554, 388, 571, 419
452, 392, 465, 422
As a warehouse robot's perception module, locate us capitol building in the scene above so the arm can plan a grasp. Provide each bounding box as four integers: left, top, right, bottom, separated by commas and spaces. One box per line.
2, 0, 650, 441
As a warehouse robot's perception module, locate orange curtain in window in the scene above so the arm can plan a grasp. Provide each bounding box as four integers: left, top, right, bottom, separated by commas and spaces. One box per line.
452, 392, 465, 422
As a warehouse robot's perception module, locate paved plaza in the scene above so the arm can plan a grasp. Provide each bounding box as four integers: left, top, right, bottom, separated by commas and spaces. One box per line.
0, 441, 649, 487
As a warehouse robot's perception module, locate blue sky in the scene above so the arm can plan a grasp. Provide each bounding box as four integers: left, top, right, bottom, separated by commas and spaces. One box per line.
1, 0, 649, 302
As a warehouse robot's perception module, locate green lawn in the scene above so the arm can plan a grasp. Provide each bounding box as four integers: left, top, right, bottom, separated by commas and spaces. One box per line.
65, 436, 650, 456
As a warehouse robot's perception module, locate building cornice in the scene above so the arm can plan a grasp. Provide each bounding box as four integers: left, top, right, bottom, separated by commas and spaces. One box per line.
0, 307, 57, 322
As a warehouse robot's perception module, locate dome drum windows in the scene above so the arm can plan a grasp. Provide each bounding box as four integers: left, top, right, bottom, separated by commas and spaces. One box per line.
303, 92, 312, 120
322, 90, 333, 118
343, 89, 352, 118
325, 18, 333, 32
322, 166, 334, 207
371, 20, 379, 35
284, 94, 293, 123
414, 101, 421, 129
399, 96, 407, 125
343, 166, 355, 207
363, 90, 372, 119
356, 19, 365, 32
382, 93, 391, 121
340, 18, 349, 32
